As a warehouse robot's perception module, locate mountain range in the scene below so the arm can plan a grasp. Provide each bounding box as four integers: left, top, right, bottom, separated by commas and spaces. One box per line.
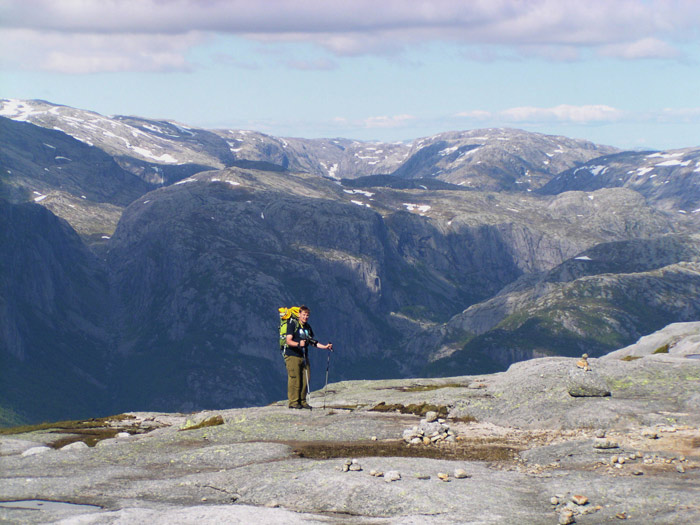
1, 98, 699, 426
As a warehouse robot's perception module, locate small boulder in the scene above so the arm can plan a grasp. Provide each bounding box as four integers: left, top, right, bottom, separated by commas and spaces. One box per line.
567, 368, 611, 397
559, 509, 575, 524
424, 411, 439, 423
572, 495, 588, 506
593, 439, 619, 450
384, 471, 401, 482
60, 441, 89, 452
21, 446, 52, 457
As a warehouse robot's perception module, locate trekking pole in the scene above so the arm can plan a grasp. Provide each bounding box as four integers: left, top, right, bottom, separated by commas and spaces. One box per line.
323, 344, 332, 410
304, 351, 311, 406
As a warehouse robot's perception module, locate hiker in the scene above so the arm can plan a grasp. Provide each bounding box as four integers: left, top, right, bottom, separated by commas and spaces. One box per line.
283, 305, 332, 409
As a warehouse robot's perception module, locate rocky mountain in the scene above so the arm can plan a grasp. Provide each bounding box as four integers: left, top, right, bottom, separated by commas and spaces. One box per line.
1, 99, 700, 426
422, 233, 700, 374
0, 116, 153, 249
76, 167, 694, 416
1, 99, 617, 189
539, 148, 700, 218
0, 98, 622, 255
391, 128, 618, 191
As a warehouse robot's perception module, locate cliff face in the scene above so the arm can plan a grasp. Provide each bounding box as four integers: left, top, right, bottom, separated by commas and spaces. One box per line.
0, 200, 111, 424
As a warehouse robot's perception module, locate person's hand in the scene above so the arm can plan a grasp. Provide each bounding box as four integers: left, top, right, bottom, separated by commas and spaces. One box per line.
299, 340, 306, 348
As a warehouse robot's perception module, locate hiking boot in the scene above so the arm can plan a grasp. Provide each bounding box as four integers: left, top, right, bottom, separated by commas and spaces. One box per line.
300, 402, 312, 410
288, 403, 302, 409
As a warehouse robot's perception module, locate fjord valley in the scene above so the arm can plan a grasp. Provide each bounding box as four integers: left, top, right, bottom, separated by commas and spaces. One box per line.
1, 98, 700, 426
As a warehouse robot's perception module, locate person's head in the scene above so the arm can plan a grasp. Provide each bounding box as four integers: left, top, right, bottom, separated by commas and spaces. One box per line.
299, 305, 310, 323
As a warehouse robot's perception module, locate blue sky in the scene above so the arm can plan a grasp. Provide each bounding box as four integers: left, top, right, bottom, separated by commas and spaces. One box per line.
2, 0, 700, 150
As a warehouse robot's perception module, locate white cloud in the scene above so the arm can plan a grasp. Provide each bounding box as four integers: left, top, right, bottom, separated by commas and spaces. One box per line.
0, 29, 202, 73
1, 0, 698, 72
500, 104, 623, 123
599, 38, 681, 59
364, 114, 415, 128
455, 104, 700, 127
455, 110, 492, 120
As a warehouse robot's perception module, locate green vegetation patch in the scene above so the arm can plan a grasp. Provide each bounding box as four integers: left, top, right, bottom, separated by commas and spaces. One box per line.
653, 344, 670, 354
289, 438, 516, 462
378, 383, 468, 393
179, 415, 224, 431
0, 414, 155, 448
0, 413, 136, 437
370, 402, 449, 418
621, 355, 643, 361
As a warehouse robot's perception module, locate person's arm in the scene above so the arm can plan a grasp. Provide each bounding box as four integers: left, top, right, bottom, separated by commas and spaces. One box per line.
316, 342, 333, 350
286, 333, 306, 348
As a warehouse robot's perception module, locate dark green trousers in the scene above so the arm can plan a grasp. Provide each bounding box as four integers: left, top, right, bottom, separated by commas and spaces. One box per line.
284, 355, 309, 406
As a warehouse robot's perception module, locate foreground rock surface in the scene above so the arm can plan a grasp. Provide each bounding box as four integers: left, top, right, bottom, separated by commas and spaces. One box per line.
1, 328, 699, 524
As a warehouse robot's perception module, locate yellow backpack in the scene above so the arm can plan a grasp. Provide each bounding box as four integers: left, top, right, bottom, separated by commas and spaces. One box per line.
278, 306, 300, 351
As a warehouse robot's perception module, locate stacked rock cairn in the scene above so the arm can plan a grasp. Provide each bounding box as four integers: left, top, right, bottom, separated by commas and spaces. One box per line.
402, 410, 457, 445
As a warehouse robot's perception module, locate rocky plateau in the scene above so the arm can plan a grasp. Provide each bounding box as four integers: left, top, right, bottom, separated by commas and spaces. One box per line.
1, 323, 699, 524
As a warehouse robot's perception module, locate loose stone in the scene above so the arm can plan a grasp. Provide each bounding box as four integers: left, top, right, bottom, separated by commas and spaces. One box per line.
632, 470, 644, 475
593, 439, 619, 449
676, 464, 686, 473
384, 471, 401, 482
437, 472, 450, 482
572, 495, 588, 506
558, 509, 575, 525
550, 497, 560, 505
454, 468, 470, 479
424, 411, 439, 423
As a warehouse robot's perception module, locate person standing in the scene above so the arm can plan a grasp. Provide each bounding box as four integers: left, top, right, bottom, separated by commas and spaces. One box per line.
283, 305, 332, 409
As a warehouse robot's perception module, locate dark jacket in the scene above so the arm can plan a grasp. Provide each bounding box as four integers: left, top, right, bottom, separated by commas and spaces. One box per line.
284, 319, 315, 358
